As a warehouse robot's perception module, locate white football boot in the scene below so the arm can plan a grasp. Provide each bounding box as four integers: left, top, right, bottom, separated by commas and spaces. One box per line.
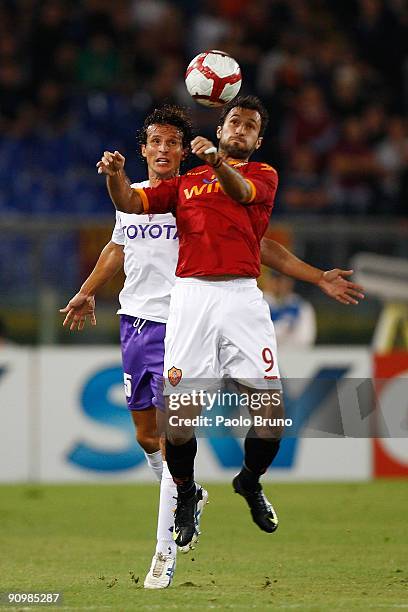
143, 552, 176, 589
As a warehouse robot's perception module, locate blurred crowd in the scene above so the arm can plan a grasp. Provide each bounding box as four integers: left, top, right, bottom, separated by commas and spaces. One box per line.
1, 0, 408, 216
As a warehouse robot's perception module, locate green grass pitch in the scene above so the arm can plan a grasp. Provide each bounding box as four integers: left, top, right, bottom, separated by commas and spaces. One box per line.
0, 481, 407, 611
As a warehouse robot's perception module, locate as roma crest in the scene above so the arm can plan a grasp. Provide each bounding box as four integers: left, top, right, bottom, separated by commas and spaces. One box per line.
168, 366, 182, 387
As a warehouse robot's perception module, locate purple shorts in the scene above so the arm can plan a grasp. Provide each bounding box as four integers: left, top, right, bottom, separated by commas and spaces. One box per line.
120, 315, 165, 411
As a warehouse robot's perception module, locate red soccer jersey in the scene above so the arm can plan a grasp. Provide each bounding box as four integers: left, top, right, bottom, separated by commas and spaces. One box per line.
134, 161, 278, 278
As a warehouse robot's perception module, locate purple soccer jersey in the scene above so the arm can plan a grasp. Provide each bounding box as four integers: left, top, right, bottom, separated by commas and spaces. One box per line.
120, 315, 165, 411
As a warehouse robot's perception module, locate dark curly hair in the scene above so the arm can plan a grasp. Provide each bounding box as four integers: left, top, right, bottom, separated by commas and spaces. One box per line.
138, 104, 193, 150
217, 95, 269, 137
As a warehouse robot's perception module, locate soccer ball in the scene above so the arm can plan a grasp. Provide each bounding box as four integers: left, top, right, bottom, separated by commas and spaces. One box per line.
185, 50, 242, 107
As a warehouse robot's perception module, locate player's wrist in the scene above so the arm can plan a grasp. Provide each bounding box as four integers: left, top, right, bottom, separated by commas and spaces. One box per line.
111, 168, 123, 177
210, 155, 224, 169
107, 167, 124, 180
79, 287, 95, 299
315, 270, 326, 285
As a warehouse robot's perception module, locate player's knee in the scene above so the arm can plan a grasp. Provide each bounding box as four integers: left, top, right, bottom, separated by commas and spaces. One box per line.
166, 430, 193, 446
252, 424, 283, 441
253, 427, 273, 441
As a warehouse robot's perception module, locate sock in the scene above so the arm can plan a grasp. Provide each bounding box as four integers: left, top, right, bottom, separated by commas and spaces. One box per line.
155, 461, 177, 557
239, 427, 281, 489
144, 449, 163, 481
165, 437, 197, 496
238, 465, 261, 491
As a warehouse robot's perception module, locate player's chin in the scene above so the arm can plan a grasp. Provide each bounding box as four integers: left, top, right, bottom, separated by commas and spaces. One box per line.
154, 162, 176, 176
223, 143, 250, 159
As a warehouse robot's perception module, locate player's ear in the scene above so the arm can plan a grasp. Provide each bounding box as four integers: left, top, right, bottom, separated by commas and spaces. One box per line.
216, 125, 222, 140
141, 144, 147, 158
255, 136, 263, 150
182, 147, 190, 160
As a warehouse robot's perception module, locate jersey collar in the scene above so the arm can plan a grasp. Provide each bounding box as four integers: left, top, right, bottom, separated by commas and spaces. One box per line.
225, 158, 248, 168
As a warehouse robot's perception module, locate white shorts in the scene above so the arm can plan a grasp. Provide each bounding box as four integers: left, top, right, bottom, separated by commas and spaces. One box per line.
163, 277, 281, 395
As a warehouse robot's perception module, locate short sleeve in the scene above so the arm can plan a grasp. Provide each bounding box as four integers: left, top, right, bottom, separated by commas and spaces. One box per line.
111, 211, 125, 245
244, 163, 279, 209
133, 176, 180, 215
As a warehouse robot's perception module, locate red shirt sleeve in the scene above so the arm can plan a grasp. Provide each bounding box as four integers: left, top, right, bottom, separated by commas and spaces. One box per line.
243, 162, 279, 208
132, 176, 180, 215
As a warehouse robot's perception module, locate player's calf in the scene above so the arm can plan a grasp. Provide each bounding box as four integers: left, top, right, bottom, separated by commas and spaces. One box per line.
131, 408, 160, 454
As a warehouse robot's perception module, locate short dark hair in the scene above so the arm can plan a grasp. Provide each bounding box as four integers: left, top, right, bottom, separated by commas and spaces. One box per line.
218, 95, 269, 137
138, 104, 193, 149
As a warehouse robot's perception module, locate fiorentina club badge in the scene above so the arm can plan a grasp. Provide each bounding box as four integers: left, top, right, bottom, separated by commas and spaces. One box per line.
168, 366, 182, 387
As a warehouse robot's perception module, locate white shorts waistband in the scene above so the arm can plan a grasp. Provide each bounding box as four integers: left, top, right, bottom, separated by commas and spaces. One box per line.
175, 277, 257, 288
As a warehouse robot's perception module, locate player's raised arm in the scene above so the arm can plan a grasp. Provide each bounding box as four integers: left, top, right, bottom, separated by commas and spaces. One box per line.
96, 150, 144, 214
260, 237, 365, 305
191, 137, 254, 204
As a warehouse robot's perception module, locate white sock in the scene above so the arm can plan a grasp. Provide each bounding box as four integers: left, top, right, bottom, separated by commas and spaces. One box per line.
144, 450, 163, 481
155, 461, 177, 557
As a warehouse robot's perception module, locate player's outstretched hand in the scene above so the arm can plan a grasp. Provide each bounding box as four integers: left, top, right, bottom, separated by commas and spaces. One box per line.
191, 136, 219, 165
318, 269, 365, 305
59, 293, 96, 331
96, 150, 125, 176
